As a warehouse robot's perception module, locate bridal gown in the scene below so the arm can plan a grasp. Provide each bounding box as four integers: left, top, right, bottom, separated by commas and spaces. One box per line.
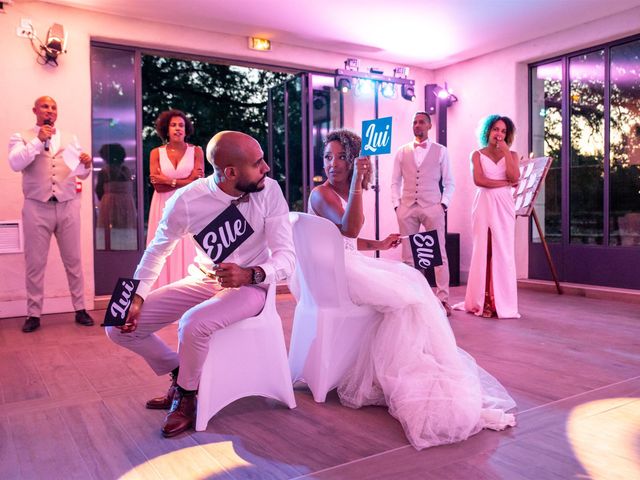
305, 196, 516, 450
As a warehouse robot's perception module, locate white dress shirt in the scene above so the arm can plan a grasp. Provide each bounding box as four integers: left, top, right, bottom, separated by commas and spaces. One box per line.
413, 139, 429, 168
134, 175, 295, 299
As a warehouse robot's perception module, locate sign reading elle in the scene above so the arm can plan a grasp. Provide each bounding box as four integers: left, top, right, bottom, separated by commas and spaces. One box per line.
408, 230, 442, 270
101, 278, 140, 327
193, 204, 254, 263
360, 116, 393, 156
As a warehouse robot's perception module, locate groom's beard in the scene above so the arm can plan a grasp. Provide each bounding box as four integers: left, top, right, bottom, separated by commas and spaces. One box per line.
236, 175, 266, 193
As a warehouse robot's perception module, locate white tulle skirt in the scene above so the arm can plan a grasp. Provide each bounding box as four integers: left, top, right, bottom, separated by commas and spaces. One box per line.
337, 250, 516, 450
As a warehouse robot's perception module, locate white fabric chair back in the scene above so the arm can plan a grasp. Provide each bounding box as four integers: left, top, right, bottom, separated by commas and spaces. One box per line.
195, 282, 296, 431
289, 212, 353, 308
288, 212, 377, 402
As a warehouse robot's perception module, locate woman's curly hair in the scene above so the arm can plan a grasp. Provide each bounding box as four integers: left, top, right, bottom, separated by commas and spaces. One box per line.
324, 129, 371, 189
477, 114, 516, 147
155, 109, 194, 142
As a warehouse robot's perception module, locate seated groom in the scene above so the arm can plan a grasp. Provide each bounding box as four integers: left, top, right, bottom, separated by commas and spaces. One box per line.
106, 131, 295, 437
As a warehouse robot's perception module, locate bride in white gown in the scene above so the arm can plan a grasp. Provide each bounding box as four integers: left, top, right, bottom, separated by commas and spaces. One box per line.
306, 129, 516, 450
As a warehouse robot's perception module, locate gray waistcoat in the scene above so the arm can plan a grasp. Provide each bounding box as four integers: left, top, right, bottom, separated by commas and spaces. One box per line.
399, 142, 445, 207
20, 129, 78, 203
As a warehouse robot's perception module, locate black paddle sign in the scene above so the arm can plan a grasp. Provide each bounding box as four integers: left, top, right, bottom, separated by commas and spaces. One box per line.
102, 278, 140, 327
193, 204, 254, 263
409, 230, 442, 270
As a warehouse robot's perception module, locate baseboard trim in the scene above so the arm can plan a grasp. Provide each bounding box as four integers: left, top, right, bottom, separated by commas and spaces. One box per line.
518, 279, 640, 304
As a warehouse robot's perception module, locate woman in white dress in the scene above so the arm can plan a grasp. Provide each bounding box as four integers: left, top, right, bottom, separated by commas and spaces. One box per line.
308, 129, 516, 450
457, 115, 521, 318
147, 109, 204, 289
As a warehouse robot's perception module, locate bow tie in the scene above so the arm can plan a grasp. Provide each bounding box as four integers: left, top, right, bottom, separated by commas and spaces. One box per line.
414, 141, 427, 149
231, 192, 250, 206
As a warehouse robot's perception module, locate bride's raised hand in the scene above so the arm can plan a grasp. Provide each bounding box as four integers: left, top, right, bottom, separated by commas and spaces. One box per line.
353, 157, 372, 190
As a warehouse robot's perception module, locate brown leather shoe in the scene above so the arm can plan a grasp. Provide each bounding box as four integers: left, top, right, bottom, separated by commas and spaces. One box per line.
146, 374, 178, 410
441, 301, 452, 317
75, 309, 94, 326
22, 316, 40, 333
161, 391, 196, 438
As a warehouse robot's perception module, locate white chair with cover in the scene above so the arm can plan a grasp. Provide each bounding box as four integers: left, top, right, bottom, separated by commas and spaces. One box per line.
195, 282, 296, 431
288, 212, 379, 403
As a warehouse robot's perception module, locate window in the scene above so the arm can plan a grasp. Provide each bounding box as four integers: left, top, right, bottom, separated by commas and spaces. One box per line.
530, 35, 640, 248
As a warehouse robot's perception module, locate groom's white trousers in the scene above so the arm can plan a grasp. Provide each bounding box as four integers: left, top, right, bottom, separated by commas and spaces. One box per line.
106, 276, 266, 390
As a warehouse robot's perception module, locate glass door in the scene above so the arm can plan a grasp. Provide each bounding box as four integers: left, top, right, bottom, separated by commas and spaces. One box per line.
91, 45, 144, 295
267, 73, 357, 213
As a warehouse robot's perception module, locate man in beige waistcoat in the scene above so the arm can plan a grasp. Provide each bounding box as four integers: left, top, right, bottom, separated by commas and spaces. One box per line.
8, 96, 94, 332
391, 111, 455, 315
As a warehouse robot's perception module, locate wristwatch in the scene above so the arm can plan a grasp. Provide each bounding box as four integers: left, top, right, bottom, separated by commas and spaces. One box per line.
250, 267, 266, 284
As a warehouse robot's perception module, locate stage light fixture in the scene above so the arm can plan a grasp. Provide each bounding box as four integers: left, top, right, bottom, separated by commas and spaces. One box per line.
401, 83, 416, 101
437, 88, 450, 99
393, 66, 409, 78
381, 82, 396, 99
335, 76, 352, 93
425, 83, 440, 114
426, 83, 458, 114
344, 58, 360, 71
355, 78, 375, 97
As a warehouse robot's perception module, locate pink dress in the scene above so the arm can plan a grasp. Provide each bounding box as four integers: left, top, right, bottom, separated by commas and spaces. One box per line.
462, 152, 520, 318
146, 145, 198, 289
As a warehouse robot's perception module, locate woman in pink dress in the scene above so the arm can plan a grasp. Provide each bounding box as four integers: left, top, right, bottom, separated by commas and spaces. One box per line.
306, 129, 516, 450
147, 109, 204, 289
460, 115, 521, 318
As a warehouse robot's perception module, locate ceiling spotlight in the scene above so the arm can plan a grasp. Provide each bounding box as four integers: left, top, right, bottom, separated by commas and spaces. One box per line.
401, 83, 415, 102
393, 67, 409, 78
381, 82, 396, 99
335, 76, 352, 93
344, 58, 360, 71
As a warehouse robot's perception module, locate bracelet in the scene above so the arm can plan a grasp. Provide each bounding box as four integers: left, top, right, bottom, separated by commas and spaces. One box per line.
350, 189, 363, 195
171, 179, 177, 188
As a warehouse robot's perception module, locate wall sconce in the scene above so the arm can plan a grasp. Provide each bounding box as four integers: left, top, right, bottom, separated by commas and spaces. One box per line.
248, 37, 271, 51
23, 21, 67, 66
43, 23, 67, 64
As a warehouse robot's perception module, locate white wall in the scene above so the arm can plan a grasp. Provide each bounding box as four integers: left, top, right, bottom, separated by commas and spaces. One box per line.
0, 1, 432, 317
433, 6, 640, 281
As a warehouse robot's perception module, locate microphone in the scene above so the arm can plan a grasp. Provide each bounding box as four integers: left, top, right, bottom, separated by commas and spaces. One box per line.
43, 119, 52, 151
